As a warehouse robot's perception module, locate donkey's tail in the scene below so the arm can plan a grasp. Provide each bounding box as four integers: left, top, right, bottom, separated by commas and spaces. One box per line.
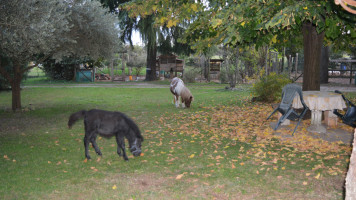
68, 110, 86, 129
122, 113, 144, 141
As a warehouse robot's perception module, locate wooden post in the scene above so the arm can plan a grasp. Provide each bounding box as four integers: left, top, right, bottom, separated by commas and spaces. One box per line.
265, 46, 269, 76
295, 53, 299, 79
93, 67, 96, 82
268, 49, 271, 74
281, 47, 285, 73
122, 54, 126, 81
350, 64, 353, 85
288, 55, 292, 78
345, 129, 356, 200
110, 60, 114, 82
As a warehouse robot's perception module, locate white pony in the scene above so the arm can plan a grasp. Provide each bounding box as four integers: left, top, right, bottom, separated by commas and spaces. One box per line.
170, 77, 193, 108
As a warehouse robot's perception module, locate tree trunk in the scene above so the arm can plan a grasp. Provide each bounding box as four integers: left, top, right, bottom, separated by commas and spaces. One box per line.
145, 39, 157, 81
320, 45, 329, 84
231, 47, 240, 88
302, 22, 324, 91
11, 63, 23, 111
345, 129, 356, 200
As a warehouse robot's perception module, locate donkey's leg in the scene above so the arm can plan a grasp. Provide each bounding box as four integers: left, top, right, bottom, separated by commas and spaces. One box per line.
84, 135, 91, 160
175, 95, 180, 108
116, 136, 129, 161
90, 135, 102, 156
116, 136, 122, 156
181, 98, 186, 108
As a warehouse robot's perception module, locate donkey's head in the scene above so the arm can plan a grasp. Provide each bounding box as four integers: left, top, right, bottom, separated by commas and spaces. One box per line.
130, 138, 143, 157
185, 96, 194, 108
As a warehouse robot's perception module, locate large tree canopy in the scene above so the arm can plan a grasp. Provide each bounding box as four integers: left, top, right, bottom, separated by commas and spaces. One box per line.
101, 0, 195, 81
124, 0, 356, 90
0, 0, 122, 111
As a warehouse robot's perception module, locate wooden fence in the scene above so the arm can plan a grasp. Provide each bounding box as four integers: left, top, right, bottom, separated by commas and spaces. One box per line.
328, 59, 356, 84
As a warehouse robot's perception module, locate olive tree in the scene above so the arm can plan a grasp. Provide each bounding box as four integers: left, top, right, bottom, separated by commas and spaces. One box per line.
0, 0, 122, 111
126, 46, 146, 77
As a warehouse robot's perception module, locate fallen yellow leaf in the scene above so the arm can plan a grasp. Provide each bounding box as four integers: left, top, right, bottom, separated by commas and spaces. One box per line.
176, 174, 184, 180
314, 173, 321, 179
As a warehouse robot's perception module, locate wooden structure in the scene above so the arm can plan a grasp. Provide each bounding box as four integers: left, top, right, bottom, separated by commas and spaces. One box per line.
329, 59, 356, 84
209, 58, 224, 80
75, 64, 94, 82
157, 54, 184, 78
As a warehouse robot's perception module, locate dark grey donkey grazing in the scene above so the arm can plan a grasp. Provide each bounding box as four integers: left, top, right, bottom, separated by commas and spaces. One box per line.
68, 109, 143, 161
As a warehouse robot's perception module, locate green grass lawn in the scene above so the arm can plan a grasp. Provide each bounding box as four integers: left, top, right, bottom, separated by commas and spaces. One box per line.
0, 83, 352, 199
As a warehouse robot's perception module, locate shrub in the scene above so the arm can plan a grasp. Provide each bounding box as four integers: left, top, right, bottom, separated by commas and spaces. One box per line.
252, 72, 292, 102
42, 58, 76, 81
0, 75, 10, 91
183, 68, 198, 83
219, 67, 229, 84
0, 55, 23, 91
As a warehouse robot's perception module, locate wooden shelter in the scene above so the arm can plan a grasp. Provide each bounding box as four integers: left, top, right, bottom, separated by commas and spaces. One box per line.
157, 54, 184, 78
209, 58, 224, 80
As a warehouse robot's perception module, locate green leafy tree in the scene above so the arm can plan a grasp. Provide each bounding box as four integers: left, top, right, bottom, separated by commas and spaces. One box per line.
102, 0, 195, 81
127, 0, 356, 90
126, 46, 147, 76
0, 0, 122, 111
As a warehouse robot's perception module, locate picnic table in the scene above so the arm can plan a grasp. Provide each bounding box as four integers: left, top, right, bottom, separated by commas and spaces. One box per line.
292, 91, 346, 133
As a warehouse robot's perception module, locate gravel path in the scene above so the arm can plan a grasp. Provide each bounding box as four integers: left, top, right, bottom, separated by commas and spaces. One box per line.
22, 83, 169, 88
23, 82, 356, 92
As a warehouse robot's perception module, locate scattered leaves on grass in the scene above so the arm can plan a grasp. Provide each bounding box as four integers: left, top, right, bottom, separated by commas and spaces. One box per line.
141, 100, 351, 188
90, 167, 98, 172
176, 174, 184, 180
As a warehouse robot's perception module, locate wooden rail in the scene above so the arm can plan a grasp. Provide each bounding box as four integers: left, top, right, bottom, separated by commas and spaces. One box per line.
329, 59, 356, 84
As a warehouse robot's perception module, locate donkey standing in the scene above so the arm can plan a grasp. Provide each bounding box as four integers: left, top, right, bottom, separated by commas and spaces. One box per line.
170, 77, 194, 108
68, 109, 143, 161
